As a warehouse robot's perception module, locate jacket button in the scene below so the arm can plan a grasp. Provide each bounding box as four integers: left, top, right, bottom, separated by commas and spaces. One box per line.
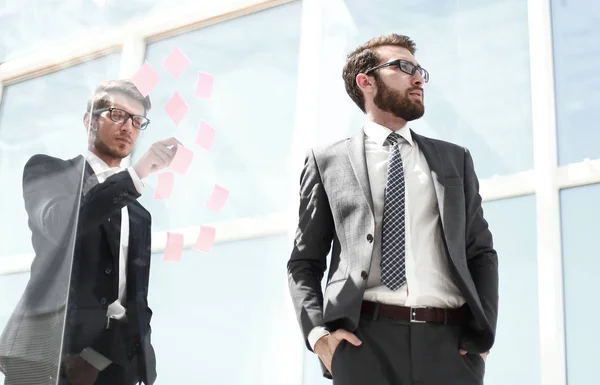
366, 234, 373, 243
100, 297, 107, 305
361, 271, 368, 280
113, 197, 119, 203
105, 267, 112, 274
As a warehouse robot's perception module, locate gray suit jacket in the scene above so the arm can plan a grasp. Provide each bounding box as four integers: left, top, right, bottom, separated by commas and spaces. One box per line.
287, 130, 499, 376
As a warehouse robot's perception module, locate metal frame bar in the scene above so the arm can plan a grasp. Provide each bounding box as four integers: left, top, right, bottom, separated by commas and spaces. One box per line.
528, 0, 567, 384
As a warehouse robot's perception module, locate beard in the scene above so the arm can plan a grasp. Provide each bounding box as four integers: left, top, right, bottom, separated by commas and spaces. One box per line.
90, 124, 131, 160
373, 76, 425, 121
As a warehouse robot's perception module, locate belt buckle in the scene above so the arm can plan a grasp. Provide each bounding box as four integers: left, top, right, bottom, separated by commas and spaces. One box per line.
409, 306, 427, 323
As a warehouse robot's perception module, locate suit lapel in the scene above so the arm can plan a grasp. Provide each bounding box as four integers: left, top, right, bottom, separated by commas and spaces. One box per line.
411, 131, 447, 230
346, 131, 374, 214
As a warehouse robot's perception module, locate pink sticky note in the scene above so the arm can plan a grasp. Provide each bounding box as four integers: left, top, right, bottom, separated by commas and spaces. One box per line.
131, 61, 160, 97
169, 145, 194, 175
163, 232, 184, 262
194, 226, 216, 252
163, 47, 190, 79
205, 184, 229, 213
153, 172, 174, 200
194, 72, 214, 99
164, 92, 189, 125
195, 121, 215, 150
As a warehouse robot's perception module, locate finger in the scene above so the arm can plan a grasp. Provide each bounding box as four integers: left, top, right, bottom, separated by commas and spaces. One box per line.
152, 145, 175, 164
336, 330, 362, 346
157, 137, 181, 147
459, 349, 468, 355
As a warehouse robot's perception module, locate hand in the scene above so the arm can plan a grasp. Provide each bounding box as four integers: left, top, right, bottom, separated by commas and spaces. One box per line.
133, 137, 181, 179
314, 329, 362, 376
63, 355, 100, 385
459, 349, 489, 362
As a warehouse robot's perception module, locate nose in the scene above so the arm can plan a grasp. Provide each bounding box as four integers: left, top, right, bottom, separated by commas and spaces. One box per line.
120, 116, 135, 132
412, 71, 424, 87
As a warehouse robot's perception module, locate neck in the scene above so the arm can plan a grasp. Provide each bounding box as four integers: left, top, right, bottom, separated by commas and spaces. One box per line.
89, 147, 121, 168
365, 110, 408, 132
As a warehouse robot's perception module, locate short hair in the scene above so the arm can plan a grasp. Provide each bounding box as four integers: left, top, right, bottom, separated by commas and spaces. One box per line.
86, 79, 152, 116
342, 34, 417, 113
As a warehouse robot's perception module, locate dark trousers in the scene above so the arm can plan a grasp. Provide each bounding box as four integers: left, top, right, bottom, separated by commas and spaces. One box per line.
331, 315, 485, 385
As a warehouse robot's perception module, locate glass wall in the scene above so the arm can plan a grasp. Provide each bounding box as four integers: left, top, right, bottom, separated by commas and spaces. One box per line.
134, 1, 301, 231
551, 0, 600, 165
560, 184, 600, 385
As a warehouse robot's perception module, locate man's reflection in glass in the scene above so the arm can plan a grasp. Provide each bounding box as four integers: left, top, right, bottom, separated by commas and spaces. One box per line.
0, 80, 180, 385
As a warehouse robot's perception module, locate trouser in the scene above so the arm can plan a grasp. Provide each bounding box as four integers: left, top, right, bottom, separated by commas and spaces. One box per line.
331, 314, 485, 385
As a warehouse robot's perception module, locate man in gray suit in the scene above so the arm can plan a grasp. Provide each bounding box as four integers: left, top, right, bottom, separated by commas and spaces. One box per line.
287, 34, 499, 384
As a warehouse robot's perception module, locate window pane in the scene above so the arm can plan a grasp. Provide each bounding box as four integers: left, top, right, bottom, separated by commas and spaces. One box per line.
551, 1, 600, 165
134, 2, 301, 231
482, 195, 540, 385
148, 235, 289, 385
0, 54, 121, 259
560, 184, 600, 384
310, 0, 533, 178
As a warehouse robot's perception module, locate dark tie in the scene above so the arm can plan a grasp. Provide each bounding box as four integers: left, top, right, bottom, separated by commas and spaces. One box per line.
381, 132, 406, 291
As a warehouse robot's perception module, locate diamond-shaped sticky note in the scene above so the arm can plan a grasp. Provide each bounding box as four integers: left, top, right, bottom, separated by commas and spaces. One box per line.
164, 232, 184, 262
164, 92, 189, 125
195, 121, 215, 150
162, 47, 190, 79
206, 184, 229, 213
131, 62, 160, 97
169, 145, 194, 175
194, 226, 216, 252
153, 172, 174, 200
194, 72, 214, 99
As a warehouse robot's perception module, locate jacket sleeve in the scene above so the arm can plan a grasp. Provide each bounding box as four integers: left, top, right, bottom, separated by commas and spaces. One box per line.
287, 149, 335, 351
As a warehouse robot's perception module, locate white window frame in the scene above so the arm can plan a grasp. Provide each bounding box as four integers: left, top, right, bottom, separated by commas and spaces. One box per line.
0, 1, 598, 385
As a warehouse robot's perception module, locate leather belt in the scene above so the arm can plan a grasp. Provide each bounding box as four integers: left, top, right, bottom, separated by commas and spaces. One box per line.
360, 301, 468, 325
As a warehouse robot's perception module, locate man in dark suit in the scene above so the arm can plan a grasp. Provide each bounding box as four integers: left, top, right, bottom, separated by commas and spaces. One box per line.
0, 80, 179, 385
287, 34, 499, 384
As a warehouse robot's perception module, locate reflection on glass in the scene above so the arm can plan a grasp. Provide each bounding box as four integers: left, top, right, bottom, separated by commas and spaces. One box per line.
560, 184, 600, 384
551, 1, 600, 165
310, 0, 533, 178
0, 54, 121, 259
147, 235, 289, 385
135, 2, 301, 231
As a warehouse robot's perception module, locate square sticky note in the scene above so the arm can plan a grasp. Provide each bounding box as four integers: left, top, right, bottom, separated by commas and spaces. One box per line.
163, 47, 190, 79
194, 72, 214, 99
131, 62, 160, 97
153, 172, 174, 200
195, 121, 216, 150
205, 184, 229, 213
169, 145, 194, 175
163, 232, 184, 262
164, 92, 189, 125
194, 226, 216, 252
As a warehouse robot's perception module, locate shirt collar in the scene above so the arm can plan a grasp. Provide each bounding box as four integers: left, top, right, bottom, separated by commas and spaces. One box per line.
86, 151, 122, 176
363, 120, 414, 147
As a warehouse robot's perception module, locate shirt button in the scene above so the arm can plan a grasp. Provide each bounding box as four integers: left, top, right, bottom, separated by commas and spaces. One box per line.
105, 267, 112, 275
361, 271, 368, 280
366, 234, 373, 243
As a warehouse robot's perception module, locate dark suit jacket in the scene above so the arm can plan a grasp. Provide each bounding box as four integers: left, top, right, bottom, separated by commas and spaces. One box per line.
0, 154, 157, 384
287, 130, 499, 377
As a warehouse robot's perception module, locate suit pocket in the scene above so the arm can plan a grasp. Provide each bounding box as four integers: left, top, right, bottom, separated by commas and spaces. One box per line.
445, 177, 463, 187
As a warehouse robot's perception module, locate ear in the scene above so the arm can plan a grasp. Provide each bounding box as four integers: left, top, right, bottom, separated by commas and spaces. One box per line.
83, 112, 97, 132
356, 73, 375, 94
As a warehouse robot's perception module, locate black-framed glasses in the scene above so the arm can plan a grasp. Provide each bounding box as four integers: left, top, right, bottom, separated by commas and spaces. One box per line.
365, 59, 430, 83
93, 107, 150, 130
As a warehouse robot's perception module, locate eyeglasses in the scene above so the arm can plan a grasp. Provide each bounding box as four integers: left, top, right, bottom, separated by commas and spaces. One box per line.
93, 107, 150, 130
365, 59, 430, 83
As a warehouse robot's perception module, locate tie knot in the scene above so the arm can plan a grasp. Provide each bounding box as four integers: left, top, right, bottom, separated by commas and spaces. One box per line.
387, 132, 401, 146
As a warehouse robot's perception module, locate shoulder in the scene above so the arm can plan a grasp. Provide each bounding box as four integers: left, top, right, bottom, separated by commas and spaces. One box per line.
23, 154, 83, 180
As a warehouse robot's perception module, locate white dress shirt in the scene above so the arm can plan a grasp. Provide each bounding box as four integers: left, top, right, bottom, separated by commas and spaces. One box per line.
79, 151, 144, 370
308, 121, 465, 351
